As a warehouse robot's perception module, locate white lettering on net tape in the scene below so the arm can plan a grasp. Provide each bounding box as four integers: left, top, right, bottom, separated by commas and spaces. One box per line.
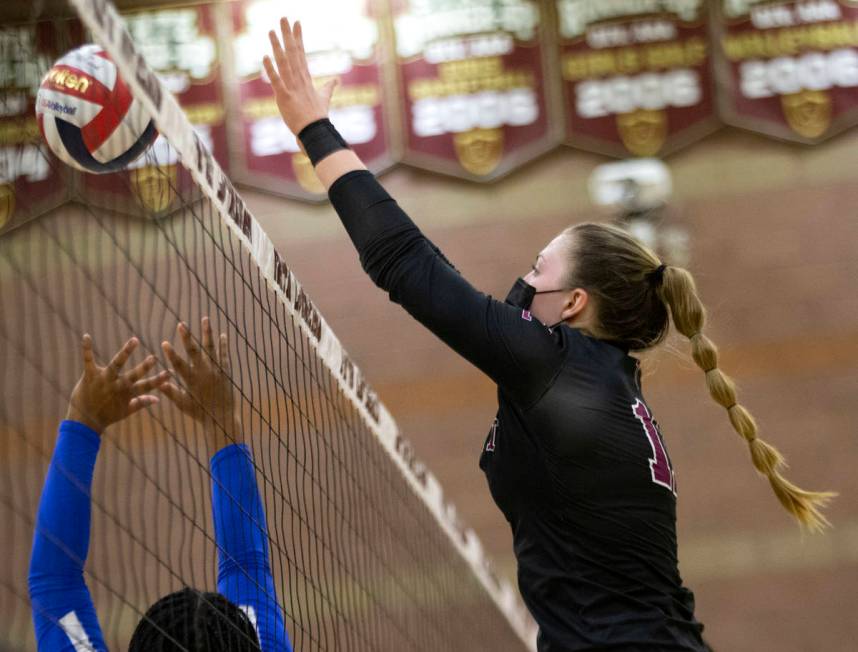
67, 0, 537, 648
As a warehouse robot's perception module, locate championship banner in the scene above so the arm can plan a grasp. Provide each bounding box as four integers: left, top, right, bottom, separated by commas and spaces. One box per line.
227, 0, 393, 202
714, 0, 858, 143
82, 3, 227, 217
391, 0, 557, 181
0, 21, 77, 235
557, 0, 719, 158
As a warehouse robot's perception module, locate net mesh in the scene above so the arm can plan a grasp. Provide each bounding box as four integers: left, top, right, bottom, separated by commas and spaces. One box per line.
0, 3, 534, 650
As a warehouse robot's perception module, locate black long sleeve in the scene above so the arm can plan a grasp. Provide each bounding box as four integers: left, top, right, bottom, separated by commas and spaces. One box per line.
328, 170, 563, 408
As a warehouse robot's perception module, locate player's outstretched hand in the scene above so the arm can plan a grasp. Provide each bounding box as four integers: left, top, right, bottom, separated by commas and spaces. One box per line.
66, 335, 170, 435
160, 317, 239, 450
263, 17, 338, 136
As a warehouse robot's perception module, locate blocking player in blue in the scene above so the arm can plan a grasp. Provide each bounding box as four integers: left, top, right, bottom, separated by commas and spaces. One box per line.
28, 318, 293, 651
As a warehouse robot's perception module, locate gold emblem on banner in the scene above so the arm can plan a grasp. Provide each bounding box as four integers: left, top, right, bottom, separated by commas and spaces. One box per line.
616, 109, 667, 157
292, 152, 326, 194
453, 128, 504, 177
0, 184, 15, 231
131, 165, 177, 215
781, 90, 832, 140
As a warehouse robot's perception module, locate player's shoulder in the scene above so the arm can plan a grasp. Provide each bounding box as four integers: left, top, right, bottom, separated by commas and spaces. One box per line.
554, 325, 604, 358
557, 326, 639, 375
491, 300, 564, 350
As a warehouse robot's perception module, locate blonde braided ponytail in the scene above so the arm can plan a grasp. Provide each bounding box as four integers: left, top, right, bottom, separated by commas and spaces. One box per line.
659, 265, 835, 531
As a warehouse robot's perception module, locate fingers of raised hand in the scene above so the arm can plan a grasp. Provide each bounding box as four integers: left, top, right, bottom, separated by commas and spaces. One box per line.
159, 381, 189, 407
262, 55, 282, 91
292, 21, 311, 79
201, 317, 216, 359
107, 337, 138, 378
162, 340, 191, 380
127, 395, 159, 416
81, 333, 97, 377
268, 29, 292, 84
177, 322, 201, 362
280, 17, 297, 56
218, 332, 230, 372
131, 370, 171, 395
125, 354, 157, 384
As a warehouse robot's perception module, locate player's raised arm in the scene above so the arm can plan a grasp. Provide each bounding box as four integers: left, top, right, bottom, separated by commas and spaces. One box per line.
160, 318, 291, 652
264, 19, 564, 407
29, 335, 168, 651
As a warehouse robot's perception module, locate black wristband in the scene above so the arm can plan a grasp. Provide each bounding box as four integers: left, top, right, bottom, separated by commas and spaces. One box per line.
297, 118, 349, 166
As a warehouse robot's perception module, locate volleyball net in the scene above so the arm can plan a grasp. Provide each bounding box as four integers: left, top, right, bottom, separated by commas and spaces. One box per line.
0, 0, 536, 649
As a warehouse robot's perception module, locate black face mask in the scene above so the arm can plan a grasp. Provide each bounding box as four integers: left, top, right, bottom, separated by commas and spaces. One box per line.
505, 277, 537, 310
505, 278, 568, 328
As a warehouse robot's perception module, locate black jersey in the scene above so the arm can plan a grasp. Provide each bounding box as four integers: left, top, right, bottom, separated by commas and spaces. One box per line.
329, 170, 706, 651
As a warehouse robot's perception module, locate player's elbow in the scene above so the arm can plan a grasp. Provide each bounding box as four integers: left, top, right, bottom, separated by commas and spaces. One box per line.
27, 551, 48, 597
359, 226, 426, 289
28, 543, 85, 599
28, 568, 80, 603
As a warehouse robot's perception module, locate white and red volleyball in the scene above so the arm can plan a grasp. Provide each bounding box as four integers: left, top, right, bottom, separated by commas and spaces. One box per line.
36, 45, 157, 174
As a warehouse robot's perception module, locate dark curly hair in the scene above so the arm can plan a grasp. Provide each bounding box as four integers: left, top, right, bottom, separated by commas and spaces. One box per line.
128, 587, 261, 651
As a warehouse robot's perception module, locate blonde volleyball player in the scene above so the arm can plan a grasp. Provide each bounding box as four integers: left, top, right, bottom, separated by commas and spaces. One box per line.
28, 320, 292, 651
264, 19, 834, 651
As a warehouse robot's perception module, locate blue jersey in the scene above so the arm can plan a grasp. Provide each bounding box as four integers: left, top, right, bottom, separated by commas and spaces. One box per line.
28, 420, 292, 651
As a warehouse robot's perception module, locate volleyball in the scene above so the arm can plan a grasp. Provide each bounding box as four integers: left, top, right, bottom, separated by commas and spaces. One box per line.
36, 45, 157, 174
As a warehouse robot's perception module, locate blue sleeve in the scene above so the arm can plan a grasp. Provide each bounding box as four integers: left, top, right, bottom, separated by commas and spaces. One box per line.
211, 444, 291, 652
28, 420, 107, 652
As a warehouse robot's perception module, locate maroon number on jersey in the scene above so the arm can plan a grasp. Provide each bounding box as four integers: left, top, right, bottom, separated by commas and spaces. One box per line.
632, 399, 676, 494
485, 418, 498, 452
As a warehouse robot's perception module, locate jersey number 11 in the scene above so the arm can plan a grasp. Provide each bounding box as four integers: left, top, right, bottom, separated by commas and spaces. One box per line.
632, 399, 676, 494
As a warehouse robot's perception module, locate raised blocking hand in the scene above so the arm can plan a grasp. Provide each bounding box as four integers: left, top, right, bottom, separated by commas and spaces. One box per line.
160, 318, 239, 450
262, 17, 338, 137
66, 335, 170, 435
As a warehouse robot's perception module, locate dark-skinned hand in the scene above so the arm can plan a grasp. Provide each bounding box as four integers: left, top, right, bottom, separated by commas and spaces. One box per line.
66, 335, 170, 434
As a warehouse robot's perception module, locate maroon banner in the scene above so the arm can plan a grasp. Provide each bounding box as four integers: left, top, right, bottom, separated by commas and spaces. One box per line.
227, 0, 393, 202
714, 0, 858, 143
0, 20, 79, 235
557, 0, 718, 158
391, 0, 557, 180
82, 3, 227, 217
